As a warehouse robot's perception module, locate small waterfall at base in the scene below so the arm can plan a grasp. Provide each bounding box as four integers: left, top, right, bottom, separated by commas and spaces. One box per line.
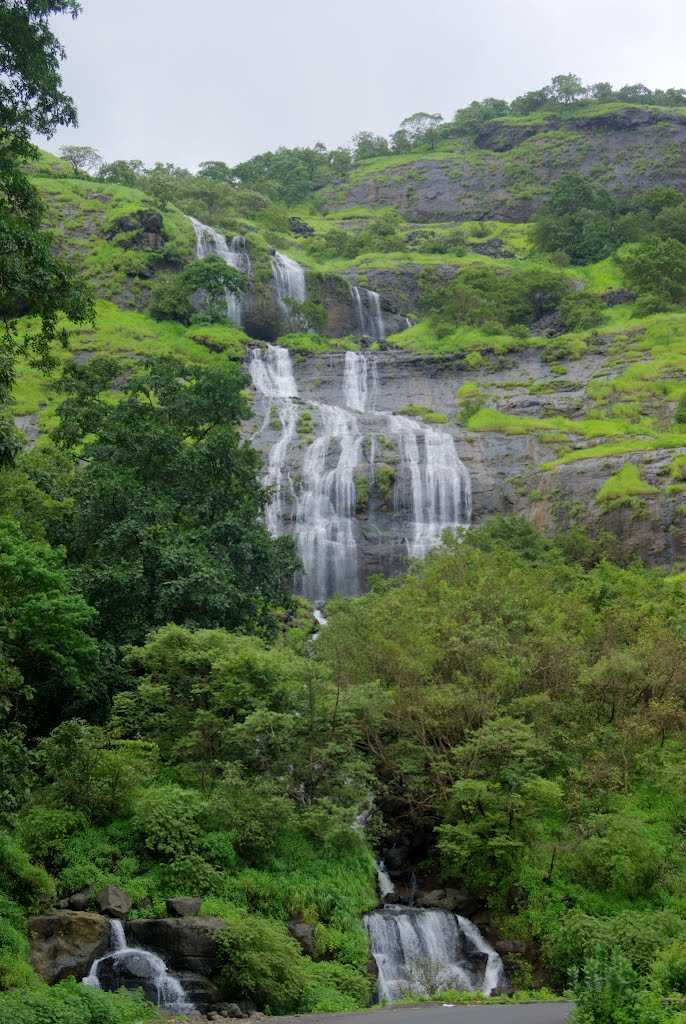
84, 920, 193, 1013
364, 907, 505, 1002
190, 216, 251, 326
351, 286, 386, 340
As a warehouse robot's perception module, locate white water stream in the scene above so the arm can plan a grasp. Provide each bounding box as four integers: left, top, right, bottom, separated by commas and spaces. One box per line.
84, 920, 193, 1013
190, 216, 251, 326
249, 345, 471, 603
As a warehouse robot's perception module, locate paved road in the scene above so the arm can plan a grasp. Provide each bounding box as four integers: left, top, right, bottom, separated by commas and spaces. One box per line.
272, 1003, 574, 1024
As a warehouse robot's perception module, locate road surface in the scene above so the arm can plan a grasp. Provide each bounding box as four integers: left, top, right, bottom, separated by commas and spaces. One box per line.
271, 1003, 574, 1024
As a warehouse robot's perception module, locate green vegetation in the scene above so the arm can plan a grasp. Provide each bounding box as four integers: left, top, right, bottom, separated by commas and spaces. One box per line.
397, 405, 450, 424
8, 12, 686, 1023
596, 463, 659, 508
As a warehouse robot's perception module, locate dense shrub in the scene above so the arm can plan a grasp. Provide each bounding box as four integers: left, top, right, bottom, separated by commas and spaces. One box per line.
0, 978, 160, 1024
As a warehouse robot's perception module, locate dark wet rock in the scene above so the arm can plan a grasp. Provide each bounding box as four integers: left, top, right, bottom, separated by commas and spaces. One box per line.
104, 209, 166, 249
126, 917, 226, 976
602, 287, 636, 306
167, 897, 203, 918
58, 886, 95, 912
27, 910, 109, 983
97, 885, 132, 919
175, 971, 224, 1013
289, 216, 314, 236
287, 919, 315, 957
415, 888, 477, 914
494, 939, 528, 955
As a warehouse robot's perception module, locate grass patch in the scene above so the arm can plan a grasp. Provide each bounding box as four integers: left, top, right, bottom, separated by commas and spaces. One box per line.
397, 404, 450, 424
596, 463, 658, 508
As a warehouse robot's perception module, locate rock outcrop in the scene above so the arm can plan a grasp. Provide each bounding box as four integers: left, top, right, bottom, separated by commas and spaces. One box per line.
27, 910, 110, 983
97, 884, 132, 919
247, 341, 686, 594
126, 917, 226, 977
321, 107, 686, 222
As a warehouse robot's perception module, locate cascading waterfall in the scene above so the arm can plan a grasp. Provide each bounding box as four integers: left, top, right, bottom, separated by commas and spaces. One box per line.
365, 906, 505, 1002
190, 216, 251, 326
344, 350, 371, 412
272, 251, 306, 315
351, 286, 386, 340
250, 345, 471, 602
295, 401, 363, 602
84, 920, 193, 1013
391, 415, 471, 559
248, 345, 299, 536
376, 860, 397, 901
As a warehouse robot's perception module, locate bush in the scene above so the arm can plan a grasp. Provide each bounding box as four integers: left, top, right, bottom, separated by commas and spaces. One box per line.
0, 834, 54, 911
18, 809, 86, 872
0, 977, 160, 1023
651, 941, 686, 996
216, 907, 310, 1013
558, 292, 605, 330
620, 238, 686, 302
132, 785, 204, 860
543, 910, 686, 989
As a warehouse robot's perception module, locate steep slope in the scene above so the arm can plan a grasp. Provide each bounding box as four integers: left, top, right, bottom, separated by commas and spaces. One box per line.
320, 105, 686, 222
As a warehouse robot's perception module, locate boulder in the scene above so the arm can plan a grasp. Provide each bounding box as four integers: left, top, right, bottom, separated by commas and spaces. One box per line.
287, 919, 315, 957
27, 910, 110, 983
126, 917, 226, 976
167, 897, 203, 918
58, 885, 95, 912
97, 884, 132, 919
415, 888, 477, 914
494, 939, 527, 956
104, 209, 166, 249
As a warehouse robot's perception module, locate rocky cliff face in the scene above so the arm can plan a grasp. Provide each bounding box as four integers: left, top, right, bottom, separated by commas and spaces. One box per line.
321, 107, 686, 222
248, 342, 686, 601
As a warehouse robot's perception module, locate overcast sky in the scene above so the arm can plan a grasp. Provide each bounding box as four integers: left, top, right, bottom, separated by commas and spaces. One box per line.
38, 0, 686, 170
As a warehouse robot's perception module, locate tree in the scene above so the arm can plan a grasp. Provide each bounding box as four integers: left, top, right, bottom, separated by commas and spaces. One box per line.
149, 254, 246, 325
97, 158, 143, 187
399, 112, 444, 150
0, 518, 100, 737
0, 1, 80, 140
620, 238, 686, 301
197, 160, 235, 183
590, 82, 614, 101
549, 73, 587, 105
0, 0, 94, 465
59, 145, 102, 175
52, 356, 299, 644
351, 132, 389, 162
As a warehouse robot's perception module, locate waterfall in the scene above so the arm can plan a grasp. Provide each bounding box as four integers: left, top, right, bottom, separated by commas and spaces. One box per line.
272, 250, 306, 315
190, 216, 251, 326
391, 415, 471, 559
248, 345, 298, 536
249, 345, 472, 602
365, 907, 505, 1002
352, 286, 386, 340
84, 920, 193, 1013
458, 915, 507, 997
344, 351, 369, 412
376, 860, 396, 901
295, 402, 362, 603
